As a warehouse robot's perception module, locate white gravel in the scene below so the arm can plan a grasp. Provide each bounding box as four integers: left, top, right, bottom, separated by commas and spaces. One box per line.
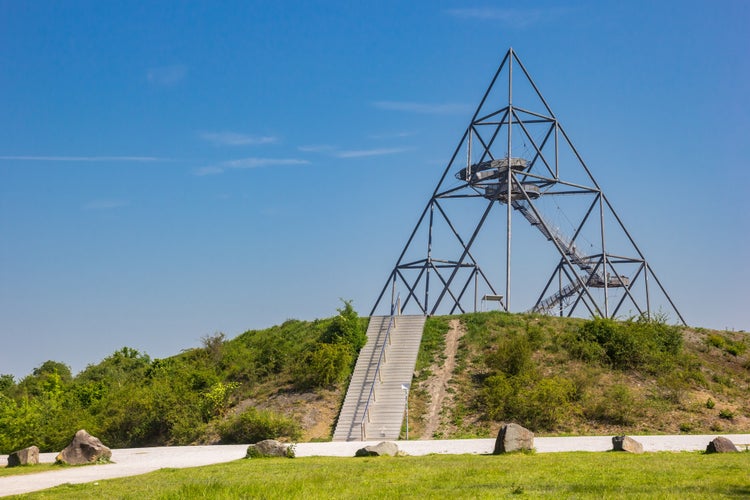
1, 435, 748, 497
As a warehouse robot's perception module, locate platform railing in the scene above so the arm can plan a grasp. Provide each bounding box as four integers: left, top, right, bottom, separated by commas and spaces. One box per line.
359, 295, 400, 441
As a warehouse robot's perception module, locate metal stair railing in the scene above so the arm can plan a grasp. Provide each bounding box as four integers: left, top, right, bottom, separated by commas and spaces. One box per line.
532, 281, 583, 313
359, 295, 400, 441
512, 200, 601, 279
512, 200, 613, 314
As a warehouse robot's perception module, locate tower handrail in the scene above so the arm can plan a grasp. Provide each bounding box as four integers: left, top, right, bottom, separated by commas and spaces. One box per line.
512, 200, 601, 278
533, 281, 582, 313
359, 294, 400, 441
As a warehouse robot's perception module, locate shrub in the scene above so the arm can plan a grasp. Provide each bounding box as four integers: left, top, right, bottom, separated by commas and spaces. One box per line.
706, 334, 726, 349
202, 381, 239, 418
584, 384, 635, 426
517, 377, 576, 430
297, 343, 353, 389
0, 374, 14, 394
564, 317, 683, 373
486, 333, 535, 378
483, 372, 576, 431
482, 373, 514, 420
320, 300, 366, 352
705, 333, 746, 356
562, 325, 607, 364
587, 319, 642, 369
718, 409, 734, 420
679, 423, 693, 432
219, 407, 301, 443
706, 398, 716, 409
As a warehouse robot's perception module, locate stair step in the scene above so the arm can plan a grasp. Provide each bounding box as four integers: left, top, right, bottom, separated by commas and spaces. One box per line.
333, 315, 426, 441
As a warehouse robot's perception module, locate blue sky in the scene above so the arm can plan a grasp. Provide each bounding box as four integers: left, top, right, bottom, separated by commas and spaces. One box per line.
1, 1, 748, 378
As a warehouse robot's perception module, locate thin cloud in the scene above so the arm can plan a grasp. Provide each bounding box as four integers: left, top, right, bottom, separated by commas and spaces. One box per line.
194, 157, 309, 176
200, 132, 279, 146
373, 101, 471, 115
368, 131, 417, 140
224, 158, 308, 169
194, 166, 226, 176
298, 145, 337, 154
444, 7, 567, 28
335, 147, 410, 158
83, 199, 129, 210
0, 156, 164, 162
147, 64, 187, 86
299, 144, 410, 158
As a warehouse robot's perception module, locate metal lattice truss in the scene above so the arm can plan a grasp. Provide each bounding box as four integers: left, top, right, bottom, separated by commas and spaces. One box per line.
372, 48, 685, 324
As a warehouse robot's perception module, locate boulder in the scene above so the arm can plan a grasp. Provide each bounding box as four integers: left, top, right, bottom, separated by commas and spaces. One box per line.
706, 436, 738, 453
7, 446, 40, 467
493, 423, 534, 454
56, 429, 112, 465
246, 439, 293, 458
612, 436, 644, 453
355, 441, 399, 457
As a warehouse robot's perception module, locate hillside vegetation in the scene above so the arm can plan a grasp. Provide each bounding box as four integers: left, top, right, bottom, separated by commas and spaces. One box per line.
1, 308, 748, 453
0, 302, 366, 453
410, 312, 749, 438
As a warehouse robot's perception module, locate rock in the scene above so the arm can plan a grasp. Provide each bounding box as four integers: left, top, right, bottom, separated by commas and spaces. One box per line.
355, 441, 399, 457
493, 423, 534, 454
246, 439, 293, 458
56, 429, 112, 465
7, 446, 40, 467
706, 436, 738, 453
612, 436, 644, 453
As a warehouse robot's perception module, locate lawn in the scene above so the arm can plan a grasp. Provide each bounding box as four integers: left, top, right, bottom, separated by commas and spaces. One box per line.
9, 451, 750, 499
0, 464, 58, 478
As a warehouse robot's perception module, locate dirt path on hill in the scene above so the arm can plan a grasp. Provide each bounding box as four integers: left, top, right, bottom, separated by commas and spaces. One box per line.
420, 319, 465, 439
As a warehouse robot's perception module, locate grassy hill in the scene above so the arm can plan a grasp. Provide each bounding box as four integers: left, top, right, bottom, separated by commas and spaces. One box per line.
409, 313, 749, 439
1, 308, 748, 454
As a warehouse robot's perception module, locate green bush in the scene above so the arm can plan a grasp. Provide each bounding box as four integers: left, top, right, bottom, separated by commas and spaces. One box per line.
482, 373, 514, 420
707, 333, 747, 356
564, 317, 683, 373
718, 409, 734, 420
320, 300, 366, 352
706, 334, 726, 349
483, 371, 576, 431
583, 384, 636, 426
202, 381, 239, 418
580, 318, 641, 369
219, 407, 301, 443
297, 343, 353, 389
516, 377, 576, 430
486, 332, 535, 378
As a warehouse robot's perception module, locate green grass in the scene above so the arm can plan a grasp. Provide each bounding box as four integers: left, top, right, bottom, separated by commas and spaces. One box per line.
0, 464, 59, 477
10, 452, 750, 499
415, 316, 451, 374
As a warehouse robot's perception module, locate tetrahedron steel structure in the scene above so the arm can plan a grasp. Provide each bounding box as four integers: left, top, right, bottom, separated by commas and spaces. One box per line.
371, 48, 685, 324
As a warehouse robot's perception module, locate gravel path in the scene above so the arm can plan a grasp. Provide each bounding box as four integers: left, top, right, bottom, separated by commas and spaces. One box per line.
2, 435, 748, 497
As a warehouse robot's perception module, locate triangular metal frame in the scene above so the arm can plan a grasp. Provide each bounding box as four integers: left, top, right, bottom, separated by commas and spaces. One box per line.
371, 48, 685, 324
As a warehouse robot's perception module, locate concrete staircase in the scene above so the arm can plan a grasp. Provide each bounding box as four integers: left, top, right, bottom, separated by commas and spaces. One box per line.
332, 314, 426, 441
